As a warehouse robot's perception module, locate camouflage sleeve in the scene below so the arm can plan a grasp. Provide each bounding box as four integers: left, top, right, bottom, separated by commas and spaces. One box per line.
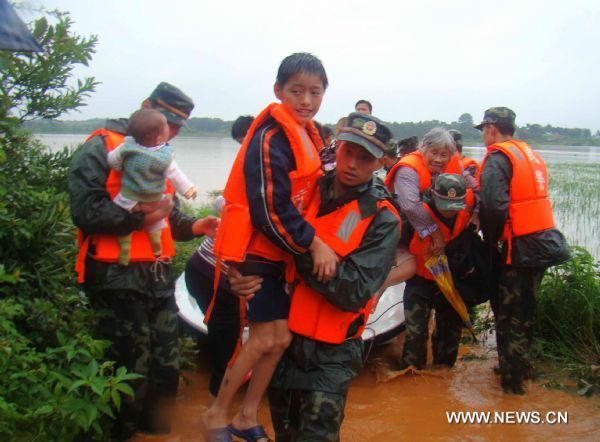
480, 151, 511, 244
295, 208, 399, 312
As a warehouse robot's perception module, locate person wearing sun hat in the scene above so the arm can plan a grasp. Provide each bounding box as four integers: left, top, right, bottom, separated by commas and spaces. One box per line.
69, 82, 218, 438
399, 173, 476, 370
476, 106, 570, 395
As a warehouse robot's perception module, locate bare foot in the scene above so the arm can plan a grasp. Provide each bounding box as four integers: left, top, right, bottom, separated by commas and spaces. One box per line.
200, 408, 228, 437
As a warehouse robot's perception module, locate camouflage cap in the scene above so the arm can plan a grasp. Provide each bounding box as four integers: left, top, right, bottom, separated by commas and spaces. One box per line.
148, 82, 194, 126
337, 112, 393, 158
474, 107, 516, 131
432, 173, 466, 211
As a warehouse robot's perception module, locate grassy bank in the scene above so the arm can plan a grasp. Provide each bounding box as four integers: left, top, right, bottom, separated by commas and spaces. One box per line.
532, 247, 600, 396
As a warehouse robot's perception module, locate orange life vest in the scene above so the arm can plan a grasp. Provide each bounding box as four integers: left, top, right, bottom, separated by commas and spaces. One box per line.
409, 191, 474, 280
480, 140, 555, 264
74, 128, 175, 283
288, 193, 400, 344
461, 156, 480, 179
213, 102, 323, 275
384, 151, 463, 194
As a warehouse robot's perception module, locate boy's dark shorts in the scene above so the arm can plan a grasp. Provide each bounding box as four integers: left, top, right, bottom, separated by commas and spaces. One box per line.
247, 274, 290, 322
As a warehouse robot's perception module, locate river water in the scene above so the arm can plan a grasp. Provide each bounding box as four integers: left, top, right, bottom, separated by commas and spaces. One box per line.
36, 134, 600, 440
37, 134, 600, 258
36, 134, 600, 201
129, 336, 600, 441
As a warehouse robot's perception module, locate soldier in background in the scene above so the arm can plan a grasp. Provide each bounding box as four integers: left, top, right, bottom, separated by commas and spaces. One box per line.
69, 83, 218, 438
477, 106, 570, 394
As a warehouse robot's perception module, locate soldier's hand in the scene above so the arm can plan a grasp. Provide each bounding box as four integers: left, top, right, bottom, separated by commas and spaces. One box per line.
228, 267, 262, 300
137, 197, 174, 227
192, 215, 219, 237
309, 236, 339, 283
430, 229, 445, 256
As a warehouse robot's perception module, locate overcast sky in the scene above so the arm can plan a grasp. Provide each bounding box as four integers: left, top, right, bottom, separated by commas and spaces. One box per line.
19, 0, 600, 130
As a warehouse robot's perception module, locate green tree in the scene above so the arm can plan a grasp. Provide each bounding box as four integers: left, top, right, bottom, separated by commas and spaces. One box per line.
0, 9, 138, 441
458, 113, 473, 126
0, 9, 98, 124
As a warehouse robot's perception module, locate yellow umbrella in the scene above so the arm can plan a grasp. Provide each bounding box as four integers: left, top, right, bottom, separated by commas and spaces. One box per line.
425, 254, 476, 340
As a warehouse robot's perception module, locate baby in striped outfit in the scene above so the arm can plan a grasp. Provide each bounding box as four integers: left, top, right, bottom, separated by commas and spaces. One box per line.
108, 108, 196, 265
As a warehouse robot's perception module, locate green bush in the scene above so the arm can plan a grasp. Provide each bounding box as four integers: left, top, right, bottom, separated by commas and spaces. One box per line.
0, 131, 141, 440
532, 247, 600, 392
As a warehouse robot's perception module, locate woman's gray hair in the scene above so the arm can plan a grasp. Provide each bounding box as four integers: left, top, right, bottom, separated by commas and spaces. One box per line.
419, 127, 457, 154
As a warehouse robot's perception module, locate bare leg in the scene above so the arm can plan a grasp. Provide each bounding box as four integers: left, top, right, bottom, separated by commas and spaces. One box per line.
231, 319, 291, 433
117, 234, 133, 266
148, 229, 163, 257
202, 320, 288, 433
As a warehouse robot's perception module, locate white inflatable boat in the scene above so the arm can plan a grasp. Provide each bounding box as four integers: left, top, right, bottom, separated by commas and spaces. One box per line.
175, 273, 405, 345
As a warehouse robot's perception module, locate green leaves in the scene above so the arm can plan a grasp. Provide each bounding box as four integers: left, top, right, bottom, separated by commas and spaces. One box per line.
533, 246, 600, 396
1, 10, 98, 123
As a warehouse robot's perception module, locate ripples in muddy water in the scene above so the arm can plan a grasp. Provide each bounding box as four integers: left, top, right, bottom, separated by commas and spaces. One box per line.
132, 332, 599, 442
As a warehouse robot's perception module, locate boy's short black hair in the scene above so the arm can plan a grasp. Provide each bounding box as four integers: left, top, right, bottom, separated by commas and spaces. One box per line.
276, 52, 328, 89
355, 99, 373, 113
231, 115, 254, 141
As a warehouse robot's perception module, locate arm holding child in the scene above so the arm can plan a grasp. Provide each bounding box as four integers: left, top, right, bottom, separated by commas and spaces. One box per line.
295, 208, 399, 312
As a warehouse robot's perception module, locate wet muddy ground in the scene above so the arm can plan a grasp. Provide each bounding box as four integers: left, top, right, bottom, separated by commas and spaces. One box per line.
133, 333, 600, 442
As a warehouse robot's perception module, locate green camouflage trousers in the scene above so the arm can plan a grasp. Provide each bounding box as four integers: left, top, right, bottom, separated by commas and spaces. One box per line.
490, 266, 544, 392
268, 387, 347, 442
90, 289, 180, 438
401, 275, 463, 369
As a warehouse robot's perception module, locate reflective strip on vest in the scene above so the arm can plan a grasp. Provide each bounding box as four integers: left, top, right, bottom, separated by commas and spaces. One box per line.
288, 197, 400, 344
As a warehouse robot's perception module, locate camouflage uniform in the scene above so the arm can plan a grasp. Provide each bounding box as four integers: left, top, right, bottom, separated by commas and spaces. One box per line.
268, 114, 399, 441
400, 275, 463, 369
477, 106, 570, 394
90, 286, 180, 437
69, 83, 199, 438
268, 388, 347, 442
489, 266, 544, 393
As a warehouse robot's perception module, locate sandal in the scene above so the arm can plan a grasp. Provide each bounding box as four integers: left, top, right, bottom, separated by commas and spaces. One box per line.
205, 426, 233, 442
199, 417, 232, 442
227, 424, 273, 442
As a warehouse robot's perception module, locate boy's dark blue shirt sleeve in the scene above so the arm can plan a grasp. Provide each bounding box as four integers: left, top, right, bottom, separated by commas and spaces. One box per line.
244, 120, 315, 255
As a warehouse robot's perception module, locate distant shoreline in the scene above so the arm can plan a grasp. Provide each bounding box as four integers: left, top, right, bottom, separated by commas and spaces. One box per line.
25, 117, 600, 147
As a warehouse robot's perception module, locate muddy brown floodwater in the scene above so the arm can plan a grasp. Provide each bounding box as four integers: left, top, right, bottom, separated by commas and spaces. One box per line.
133, 333, 600, 442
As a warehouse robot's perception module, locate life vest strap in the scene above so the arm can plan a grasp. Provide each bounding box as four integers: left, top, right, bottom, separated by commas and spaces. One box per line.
75, 232, 91, 284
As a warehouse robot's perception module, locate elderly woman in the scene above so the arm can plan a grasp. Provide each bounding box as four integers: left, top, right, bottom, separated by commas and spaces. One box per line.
385, 127, 461, 255
371, 128, 462, 321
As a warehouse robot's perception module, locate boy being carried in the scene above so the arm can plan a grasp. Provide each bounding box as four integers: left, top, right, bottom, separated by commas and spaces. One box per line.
202, 53, 337, 442
267, 113, 400, 441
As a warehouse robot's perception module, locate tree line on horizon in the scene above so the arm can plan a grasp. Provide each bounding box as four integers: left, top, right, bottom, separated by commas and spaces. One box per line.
23, 112, 600, 146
